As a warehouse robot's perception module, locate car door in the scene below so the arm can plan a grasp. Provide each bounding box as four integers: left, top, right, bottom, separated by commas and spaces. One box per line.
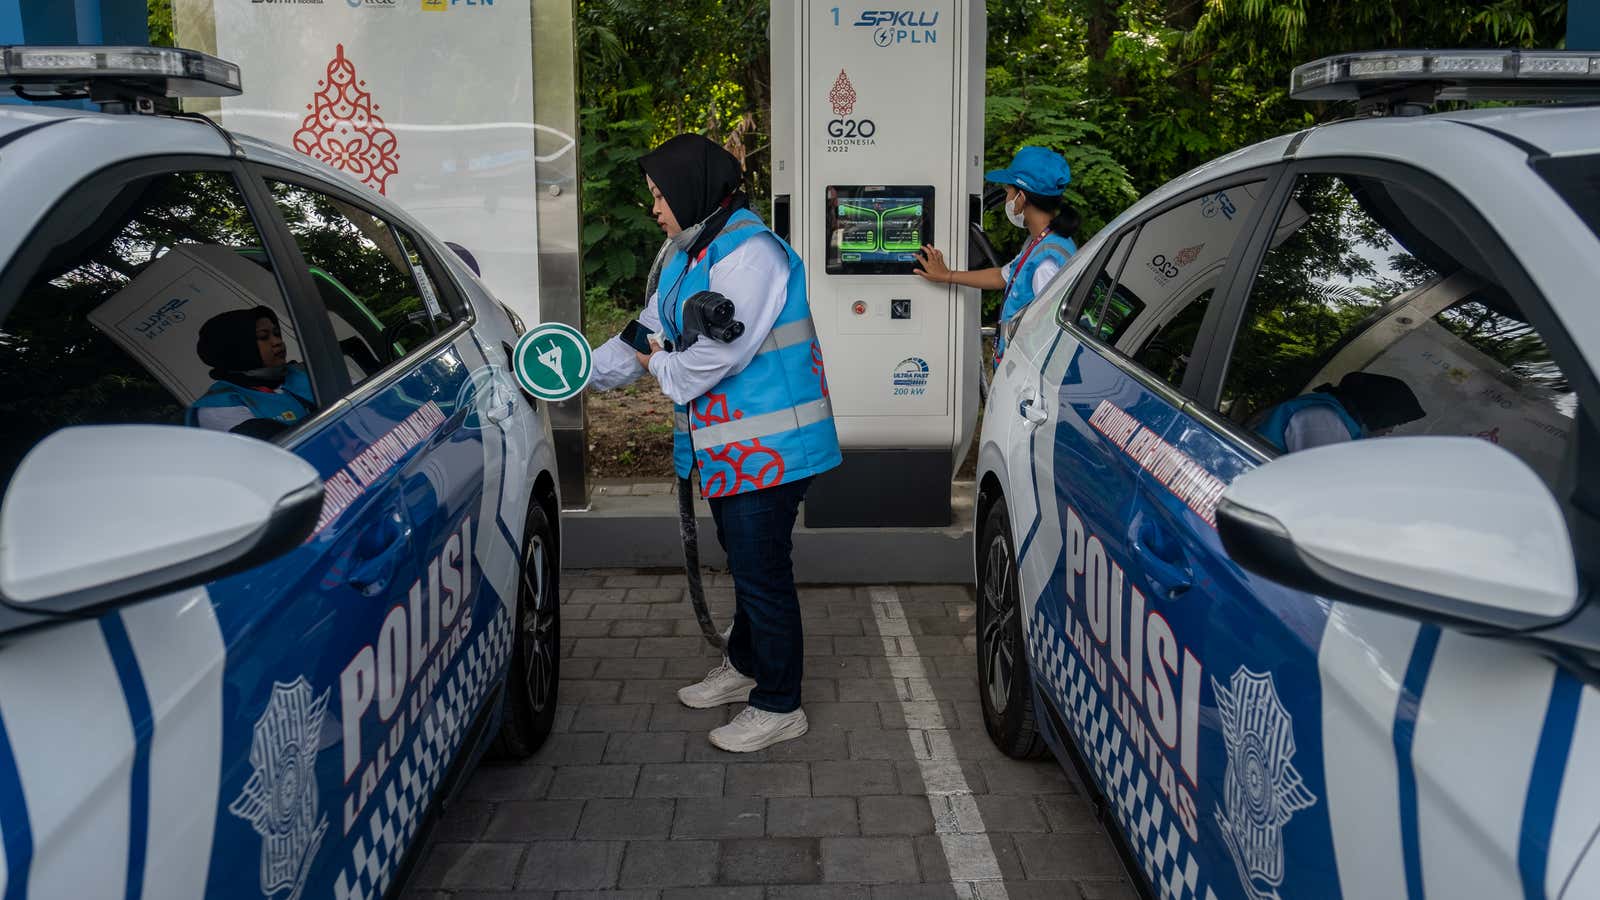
1005, 174, 1277, 885
195, 170, 510, 900
992, 233, 1109, 613
1141, 162, 1600, 900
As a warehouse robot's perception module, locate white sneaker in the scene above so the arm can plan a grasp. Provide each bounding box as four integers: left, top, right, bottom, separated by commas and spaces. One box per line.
677, 659, 756, 709
709, 705, 809, 753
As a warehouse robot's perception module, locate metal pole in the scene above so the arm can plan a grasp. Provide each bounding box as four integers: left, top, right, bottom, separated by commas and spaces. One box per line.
531, 0, 590, 511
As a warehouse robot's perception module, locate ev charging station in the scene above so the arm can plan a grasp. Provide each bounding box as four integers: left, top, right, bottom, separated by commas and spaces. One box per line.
771, 0, 986, 527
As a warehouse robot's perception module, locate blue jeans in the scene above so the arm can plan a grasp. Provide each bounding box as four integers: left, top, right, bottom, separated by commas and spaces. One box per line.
709, 476, 812, 713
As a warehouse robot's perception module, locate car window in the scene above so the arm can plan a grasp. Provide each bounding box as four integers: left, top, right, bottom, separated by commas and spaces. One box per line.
1075, 181, 1268, 390
1071, 231, 1138, 342
1217, 171, 1577, 485
0, 169, 310, 484
267, 180, 456, 384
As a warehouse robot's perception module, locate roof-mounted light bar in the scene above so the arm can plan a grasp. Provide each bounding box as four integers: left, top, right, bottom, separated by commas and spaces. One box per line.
0, 45, 241, 110
1291, 49, 1600, 106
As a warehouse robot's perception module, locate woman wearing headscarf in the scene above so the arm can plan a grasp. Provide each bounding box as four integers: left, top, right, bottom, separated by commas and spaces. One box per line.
186, 305, 314, 438
588, 134, 841, 752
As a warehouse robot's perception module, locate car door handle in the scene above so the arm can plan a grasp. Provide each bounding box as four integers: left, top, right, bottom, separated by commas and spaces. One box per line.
347, 503, 414, 596
1019, 395, 1049, 428
1132, 519, 1193, 599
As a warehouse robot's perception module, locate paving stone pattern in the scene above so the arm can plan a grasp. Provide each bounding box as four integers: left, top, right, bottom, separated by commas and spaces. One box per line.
405, 571, 1135, 900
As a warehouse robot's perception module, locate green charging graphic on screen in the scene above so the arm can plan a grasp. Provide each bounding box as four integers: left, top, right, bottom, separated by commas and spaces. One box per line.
834, 198, 925, 262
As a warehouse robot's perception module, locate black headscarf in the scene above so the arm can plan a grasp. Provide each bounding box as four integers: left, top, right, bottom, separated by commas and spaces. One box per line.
1316, 371, 1426, 432
639, 134, 747, 256
197, 305, 284, 388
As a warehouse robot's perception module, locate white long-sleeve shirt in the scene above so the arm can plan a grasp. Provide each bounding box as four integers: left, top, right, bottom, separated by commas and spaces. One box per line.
589, 232, 792, 406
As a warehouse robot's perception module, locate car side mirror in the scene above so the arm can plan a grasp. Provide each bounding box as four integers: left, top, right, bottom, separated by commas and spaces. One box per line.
1217, 436, 1579, 633
0, 425, 324, 635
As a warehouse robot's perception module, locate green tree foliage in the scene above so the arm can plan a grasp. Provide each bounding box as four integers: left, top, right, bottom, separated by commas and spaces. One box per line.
577, 0, 770, 314
148, 0, 174, 46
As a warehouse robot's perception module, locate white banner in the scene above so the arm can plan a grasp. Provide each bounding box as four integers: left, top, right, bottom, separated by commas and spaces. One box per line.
204, 0, 545, 321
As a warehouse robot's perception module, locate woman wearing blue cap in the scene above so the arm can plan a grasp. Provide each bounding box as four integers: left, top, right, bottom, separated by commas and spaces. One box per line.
914, 146, 1077, 363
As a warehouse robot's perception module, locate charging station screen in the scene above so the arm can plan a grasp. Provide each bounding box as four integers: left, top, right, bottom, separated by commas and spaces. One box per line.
825, 185, 935, 275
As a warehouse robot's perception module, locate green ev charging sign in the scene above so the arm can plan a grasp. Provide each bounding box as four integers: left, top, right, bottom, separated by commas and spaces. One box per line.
512, 322, 592, 401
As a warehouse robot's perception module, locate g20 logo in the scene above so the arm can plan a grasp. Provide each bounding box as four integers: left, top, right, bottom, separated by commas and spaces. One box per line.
827, 118, 877, 139
1149, 253, 1181, 280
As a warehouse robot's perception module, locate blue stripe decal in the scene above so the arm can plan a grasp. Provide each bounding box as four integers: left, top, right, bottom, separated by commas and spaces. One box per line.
1394, 623, 1442, 900
99, 615, 151, 900
1016, 330, 1066, 562
1519, 670, 1583, 900
0, 701, 32, 900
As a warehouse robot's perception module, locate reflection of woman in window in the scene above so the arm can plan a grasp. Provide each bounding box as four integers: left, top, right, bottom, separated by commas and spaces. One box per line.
186, 306, 314, 439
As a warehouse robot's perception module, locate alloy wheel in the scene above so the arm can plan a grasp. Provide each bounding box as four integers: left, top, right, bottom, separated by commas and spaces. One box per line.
981, 531, 1019, 716
519, 534, 557, 715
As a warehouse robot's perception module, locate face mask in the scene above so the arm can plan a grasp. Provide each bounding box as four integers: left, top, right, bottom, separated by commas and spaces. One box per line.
1005, 194, 1026, 229
669, 220, 705, 252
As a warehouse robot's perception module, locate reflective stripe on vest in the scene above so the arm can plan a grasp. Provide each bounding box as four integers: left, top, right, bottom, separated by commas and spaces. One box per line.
668, 320, 816, 436
760, 318, 817, 354
690, 395, 833, 451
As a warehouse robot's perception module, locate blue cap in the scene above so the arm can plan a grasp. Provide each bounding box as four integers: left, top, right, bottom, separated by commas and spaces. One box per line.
985, 146, 1071, 197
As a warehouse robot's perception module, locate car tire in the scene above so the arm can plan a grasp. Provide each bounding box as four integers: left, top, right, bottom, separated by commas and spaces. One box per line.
491, 502, 560, 758
977, 495, 1046, 759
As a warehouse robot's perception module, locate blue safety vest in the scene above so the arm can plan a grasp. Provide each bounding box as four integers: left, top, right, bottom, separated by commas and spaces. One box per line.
997, 232, 1075, 361
658, 209, 842, 498
185, 364, 314, 429
1255, 392, 1363, 453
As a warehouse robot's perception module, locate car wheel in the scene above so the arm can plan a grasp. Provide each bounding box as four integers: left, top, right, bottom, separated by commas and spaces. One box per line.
491, 502, 560, 758
977, 495, 1045, 759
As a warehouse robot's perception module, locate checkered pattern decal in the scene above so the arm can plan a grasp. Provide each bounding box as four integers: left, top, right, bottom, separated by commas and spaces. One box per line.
334, 606, 515, 900
1027, 609, 1219, 900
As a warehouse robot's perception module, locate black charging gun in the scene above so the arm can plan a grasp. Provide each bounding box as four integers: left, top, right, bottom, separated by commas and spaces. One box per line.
621, 290, 744, 355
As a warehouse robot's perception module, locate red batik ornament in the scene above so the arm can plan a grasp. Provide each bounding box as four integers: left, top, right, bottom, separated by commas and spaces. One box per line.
828, 70, 857, 117
810, 340, 830, 399
692, 393, 786, 499
293, 45, 400, 194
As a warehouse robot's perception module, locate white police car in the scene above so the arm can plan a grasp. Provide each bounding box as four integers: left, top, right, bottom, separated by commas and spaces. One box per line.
0, 47, 562, 899
975, 49, 1600, 900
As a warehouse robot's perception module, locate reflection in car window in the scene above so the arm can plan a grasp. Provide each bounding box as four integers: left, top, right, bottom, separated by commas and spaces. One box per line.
1220, 175, 1424, 426
1132, 288, 1212, 388
1093, 181, 1265, 390
268, 181, 455, 384
1073, 232, 1143, 344
1219, 172, 1577, 485
0, 170, 304, 484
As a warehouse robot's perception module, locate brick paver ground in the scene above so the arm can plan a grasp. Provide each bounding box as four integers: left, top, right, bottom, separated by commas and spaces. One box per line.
404, 571, 1136, 900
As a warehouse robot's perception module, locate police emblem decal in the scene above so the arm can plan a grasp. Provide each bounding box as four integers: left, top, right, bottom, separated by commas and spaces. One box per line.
1212, 667, 1317, 900
229, 678, 332, 900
